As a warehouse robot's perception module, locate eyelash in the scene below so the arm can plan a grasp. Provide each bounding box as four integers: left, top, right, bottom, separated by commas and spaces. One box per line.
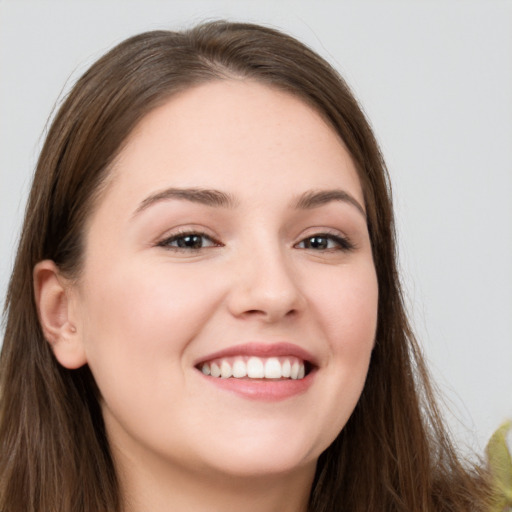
157, 230, 221, 251
295, 233, 355, 252
157, 230, 354, 253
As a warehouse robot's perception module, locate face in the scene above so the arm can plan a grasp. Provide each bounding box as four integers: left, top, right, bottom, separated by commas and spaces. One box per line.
68, 80, 378, 481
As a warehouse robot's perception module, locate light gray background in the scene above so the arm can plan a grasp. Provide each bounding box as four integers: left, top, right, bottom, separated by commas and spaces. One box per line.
1, 0, 511, 454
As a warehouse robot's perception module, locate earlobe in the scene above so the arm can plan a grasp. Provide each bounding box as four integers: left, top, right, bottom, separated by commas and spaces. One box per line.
33, 260, 87, 369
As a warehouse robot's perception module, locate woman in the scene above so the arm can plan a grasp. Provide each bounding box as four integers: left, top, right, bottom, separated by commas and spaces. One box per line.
0, 21, 494, 512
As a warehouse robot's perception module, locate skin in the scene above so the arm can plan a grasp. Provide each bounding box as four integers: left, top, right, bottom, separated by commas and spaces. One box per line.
35, 80, 379, 512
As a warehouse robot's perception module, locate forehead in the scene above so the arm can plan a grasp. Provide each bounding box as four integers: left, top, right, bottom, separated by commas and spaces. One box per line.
100, 79, 364, 212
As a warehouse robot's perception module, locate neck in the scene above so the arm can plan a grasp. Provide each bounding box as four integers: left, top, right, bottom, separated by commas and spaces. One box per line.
118, 454, 315, 512
112, 440, 315, 512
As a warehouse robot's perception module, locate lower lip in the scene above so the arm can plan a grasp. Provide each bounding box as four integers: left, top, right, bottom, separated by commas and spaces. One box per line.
197, 370, 316, 401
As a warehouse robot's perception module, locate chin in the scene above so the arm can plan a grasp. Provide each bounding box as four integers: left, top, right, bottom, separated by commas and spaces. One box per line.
192, 427, 324, 479
204, 450, 317, 480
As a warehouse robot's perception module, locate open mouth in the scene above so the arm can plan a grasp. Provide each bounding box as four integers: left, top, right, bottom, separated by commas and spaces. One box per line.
196, 355, 313, 380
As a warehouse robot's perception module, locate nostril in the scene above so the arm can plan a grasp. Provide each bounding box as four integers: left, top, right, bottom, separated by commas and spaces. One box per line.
241, 307, 299, 322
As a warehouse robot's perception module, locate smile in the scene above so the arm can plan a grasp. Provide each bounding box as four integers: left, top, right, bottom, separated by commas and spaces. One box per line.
194, 343, 317, 401
199, 356, 306, 380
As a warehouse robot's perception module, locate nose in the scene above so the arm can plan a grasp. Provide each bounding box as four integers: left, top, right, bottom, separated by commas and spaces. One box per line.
226, 243, 306, 323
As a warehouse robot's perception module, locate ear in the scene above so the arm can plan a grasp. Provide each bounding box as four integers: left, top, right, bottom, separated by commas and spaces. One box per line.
33, 260, 87, 369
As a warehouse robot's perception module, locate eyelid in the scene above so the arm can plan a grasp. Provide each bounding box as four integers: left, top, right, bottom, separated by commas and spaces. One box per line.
294, 230, 356, 251
153, 226, 355, 253
156, 227, 223, 251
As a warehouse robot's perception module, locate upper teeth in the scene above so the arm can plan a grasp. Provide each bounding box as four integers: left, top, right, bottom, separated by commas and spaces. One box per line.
200, 356, 306, 380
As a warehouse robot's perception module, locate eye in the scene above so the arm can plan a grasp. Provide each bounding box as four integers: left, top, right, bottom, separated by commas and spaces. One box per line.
157, 231, 220, 251
296, 233, 354, 251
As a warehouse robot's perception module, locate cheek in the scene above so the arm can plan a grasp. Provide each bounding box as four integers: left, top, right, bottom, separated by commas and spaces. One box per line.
304, 262, 378, 438
75, 261, 229, 447
76, 260, 226, 388
333, 268, 378, 389
309, 261, 378, 352
81, 258, 214, 334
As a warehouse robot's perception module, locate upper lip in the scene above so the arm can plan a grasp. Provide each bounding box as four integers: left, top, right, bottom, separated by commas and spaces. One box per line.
194, 342, 318, 367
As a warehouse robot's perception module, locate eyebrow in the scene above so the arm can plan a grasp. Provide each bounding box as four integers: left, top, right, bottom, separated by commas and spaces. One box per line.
134, 187, 238, 216
293, 189, 366, 217
133, 186, 365, 218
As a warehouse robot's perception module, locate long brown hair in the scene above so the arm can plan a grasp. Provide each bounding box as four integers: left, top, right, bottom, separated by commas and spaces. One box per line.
0, 21, 494, 511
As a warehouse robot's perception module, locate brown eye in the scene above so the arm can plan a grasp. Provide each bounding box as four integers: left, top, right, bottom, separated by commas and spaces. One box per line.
175, 234, 205, 249
159, 232, 218, 250
296, 234, 354, 251
301, 236, 330, 250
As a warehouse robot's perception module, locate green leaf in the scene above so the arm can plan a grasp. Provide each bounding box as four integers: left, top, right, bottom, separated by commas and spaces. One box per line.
486, 420, 512, 511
